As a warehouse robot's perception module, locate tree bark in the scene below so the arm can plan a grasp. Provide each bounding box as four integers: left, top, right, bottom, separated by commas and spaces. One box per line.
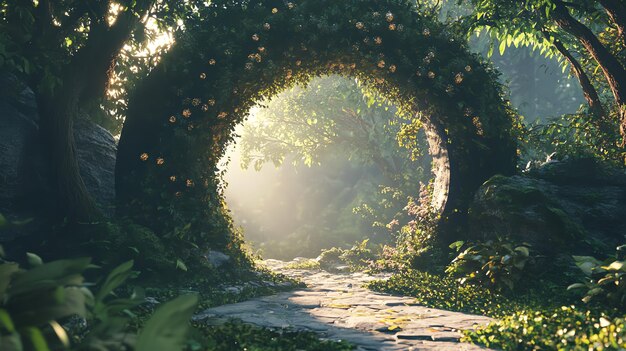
543, 31, 607, 122
552, 1, 626, 137
598, 0, 626, 46
38, 3, 151, 222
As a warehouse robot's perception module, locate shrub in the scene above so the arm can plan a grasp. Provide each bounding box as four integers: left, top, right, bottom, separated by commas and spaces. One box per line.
568, 245, 626, 308
446, 239, 533, 291
0, 248, 197, 351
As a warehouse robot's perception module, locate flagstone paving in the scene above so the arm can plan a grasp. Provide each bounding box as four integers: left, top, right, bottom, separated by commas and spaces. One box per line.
193, 259, 495, 350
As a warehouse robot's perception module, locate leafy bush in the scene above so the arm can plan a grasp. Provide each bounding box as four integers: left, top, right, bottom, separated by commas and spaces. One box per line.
446, 239, 533, 291
0, 248, 197, 351
316, 240, 376, 272
368, 270, 521, 317
463, 306, 626, 351
0, 253, 93, 350
568, 245, 626, 308
522, 111, 625, 167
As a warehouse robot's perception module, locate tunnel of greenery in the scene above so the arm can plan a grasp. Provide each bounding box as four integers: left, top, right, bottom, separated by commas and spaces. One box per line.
115, 0, 518, 264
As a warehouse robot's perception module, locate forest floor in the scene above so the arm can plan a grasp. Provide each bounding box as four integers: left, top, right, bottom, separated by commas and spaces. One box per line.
193, 259, 495, 350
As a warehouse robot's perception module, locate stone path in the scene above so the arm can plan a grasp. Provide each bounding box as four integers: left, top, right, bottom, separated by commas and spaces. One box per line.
193, 259, 495, 350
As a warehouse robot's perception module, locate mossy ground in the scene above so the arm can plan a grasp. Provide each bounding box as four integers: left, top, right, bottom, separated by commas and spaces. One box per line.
368, 270, 626, 350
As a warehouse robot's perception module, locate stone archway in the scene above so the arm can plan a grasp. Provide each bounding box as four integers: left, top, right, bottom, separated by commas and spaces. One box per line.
115, 0, 517, 253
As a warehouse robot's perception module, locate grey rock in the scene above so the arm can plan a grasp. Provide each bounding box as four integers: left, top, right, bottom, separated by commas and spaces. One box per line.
469, 158, 626, 255
205, 250, 231, 267
74, 117, 117, 216
0, 73, 117, 240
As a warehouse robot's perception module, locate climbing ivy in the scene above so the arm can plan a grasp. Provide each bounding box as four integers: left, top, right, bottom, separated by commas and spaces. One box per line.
118, 0, 518, 263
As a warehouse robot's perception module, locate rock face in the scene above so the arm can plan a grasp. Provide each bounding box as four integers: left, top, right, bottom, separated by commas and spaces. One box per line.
468, 158, 626, 255
0, 73, 117, 240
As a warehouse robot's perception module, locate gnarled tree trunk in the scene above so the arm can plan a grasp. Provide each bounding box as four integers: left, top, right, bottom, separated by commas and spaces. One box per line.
37, 4, 150, 222
552, 1, 626, 138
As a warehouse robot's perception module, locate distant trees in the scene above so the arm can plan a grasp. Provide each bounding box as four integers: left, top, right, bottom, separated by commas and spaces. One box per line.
239, 76, 427, 186
466, 0, 626, 138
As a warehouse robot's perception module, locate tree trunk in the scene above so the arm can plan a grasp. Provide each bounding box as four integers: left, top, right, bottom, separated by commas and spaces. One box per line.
598, 0, 626, 46
39, 82, 100, 221
37, 4, 150, 222
544, 32, 607, 122
552, 1, 626, 138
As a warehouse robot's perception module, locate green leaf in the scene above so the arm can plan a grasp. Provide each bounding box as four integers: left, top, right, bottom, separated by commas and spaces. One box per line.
572, 256, 601, 276
26, 253, 43, 267
176, 259, 188, 272
0, 309, 16, 333
0, 332, 23, 351
514, 246, 529, 257
135, 294, 199, 351
23, 327, 50, 351
95, 260, 135, 302
449, 241, 464, 251
602, 261, 625, 272
10, 258, 91, 295
0, 263, 19, 299
567, 283, 586, 290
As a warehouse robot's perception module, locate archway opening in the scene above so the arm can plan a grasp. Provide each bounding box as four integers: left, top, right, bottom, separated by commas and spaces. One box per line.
220, 74, 434, 260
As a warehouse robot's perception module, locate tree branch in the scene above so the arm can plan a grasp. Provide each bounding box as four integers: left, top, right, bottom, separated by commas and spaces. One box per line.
598, 0, 626, 46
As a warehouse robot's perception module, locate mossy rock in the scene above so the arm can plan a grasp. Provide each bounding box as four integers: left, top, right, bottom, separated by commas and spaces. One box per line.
469, 160, 626, 257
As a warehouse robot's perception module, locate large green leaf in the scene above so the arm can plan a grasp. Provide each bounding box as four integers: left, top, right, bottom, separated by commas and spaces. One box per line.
135, 294, 198, 351
22, 327, 50, 351
10, 258, 91, 295
9, 286, 88, 326
95, 260, 135, 303
0, 332, 23, 351
572, 256, 602, 276
0, 263, 19, 299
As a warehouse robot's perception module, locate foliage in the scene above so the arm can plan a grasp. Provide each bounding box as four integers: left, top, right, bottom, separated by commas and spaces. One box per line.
463, 306, 626, 351
338, 239, 377, 271
188, 321, 354, 351
465, 0, 626, 144
0, 253, 92, 351
284, 259, 321, 270
522, 110, 625, 166
316, 247, 345, 271
239, 75, 423, 174
446, 239, 534, 291
135, 295, 198, 351
315, 240, 377, 272
0, 248, 197, 351
568, 245, 626, 308
367, 269, 573, 318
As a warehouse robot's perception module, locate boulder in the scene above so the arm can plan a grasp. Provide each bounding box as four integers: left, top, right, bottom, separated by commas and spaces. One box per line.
468, 158, 626, 256
0, 73, 117, 241
205, 250, 231, 267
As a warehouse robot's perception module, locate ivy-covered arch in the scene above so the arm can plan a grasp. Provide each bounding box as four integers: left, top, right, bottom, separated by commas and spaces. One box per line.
116, 0, 517, 256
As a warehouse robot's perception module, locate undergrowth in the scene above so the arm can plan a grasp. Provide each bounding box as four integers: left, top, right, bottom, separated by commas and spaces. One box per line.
367, 270, 626, 350
187, 321, 354, 351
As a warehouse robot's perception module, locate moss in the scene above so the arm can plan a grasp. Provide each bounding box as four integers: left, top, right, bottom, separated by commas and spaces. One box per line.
543, 206, 586, 242
188, 321, 354, 351
284, 259, 321, 270
369, 269, 626, 351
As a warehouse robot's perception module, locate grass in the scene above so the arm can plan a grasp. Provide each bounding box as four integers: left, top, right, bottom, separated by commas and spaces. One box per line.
367, 270, 626, 350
